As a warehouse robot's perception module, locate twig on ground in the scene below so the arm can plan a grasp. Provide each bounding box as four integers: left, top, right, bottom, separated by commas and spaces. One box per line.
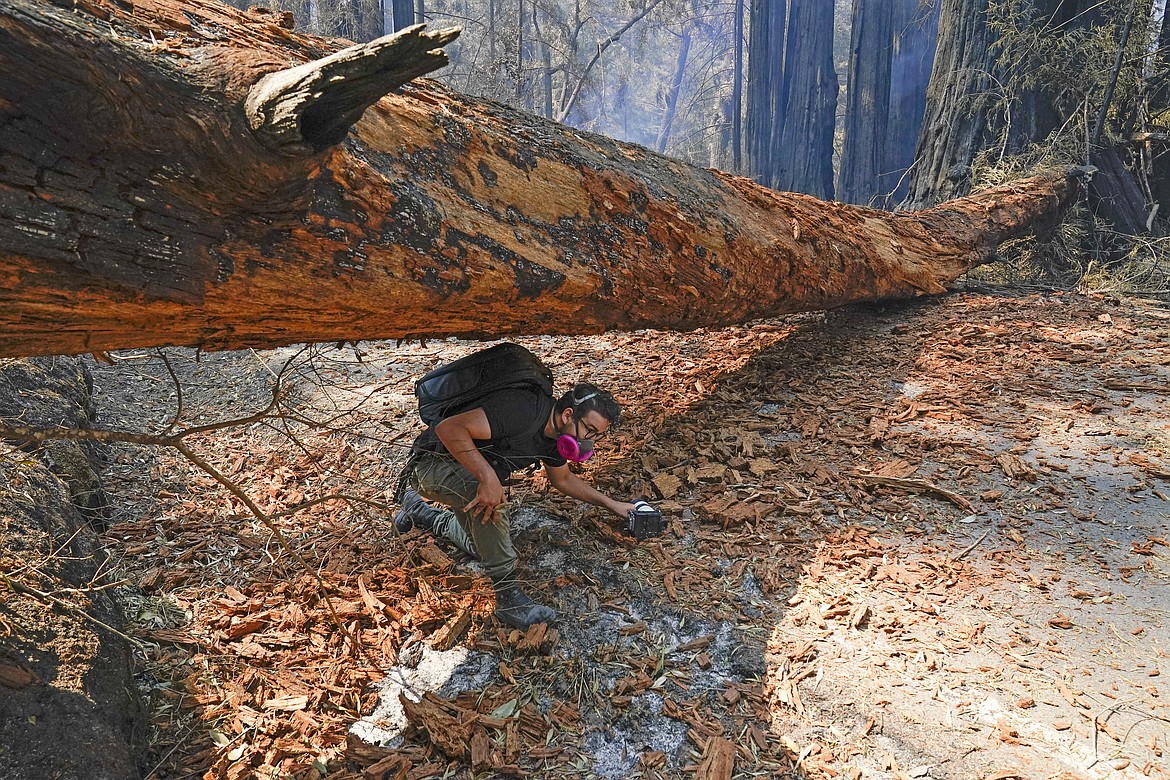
3, 573, 143, 648
1089, 700, 1130, 767
951, 526, 996, 562
851, 473, 976, 514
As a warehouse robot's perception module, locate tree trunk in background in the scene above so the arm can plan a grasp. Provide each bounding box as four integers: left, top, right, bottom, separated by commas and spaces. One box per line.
530, 5, 554, 119
1153, 1, 1170, 112
732, 0, 744, 171
392, 0, 411, 31
745, 0, 788, 188
775, 0, 837, 198
487, 0, 497, 75
905, 0, 997, 207
1150, 3, 1170, 216
1052, 0, 1108, 27
837, 0, 895, 206
541, 35, 555, 119
516, 0, 525, 103
656, 31, 692, 154
351, 0, 385, 42
0, 0, 1080, 357
887, 0, 938, 206
713, 91, 734, 170
1089, 147, 1154, 234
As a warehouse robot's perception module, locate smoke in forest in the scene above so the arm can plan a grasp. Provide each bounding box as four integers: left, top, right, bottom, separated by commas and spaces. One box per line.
222, 0, 948, 198
885, 1, 940, 203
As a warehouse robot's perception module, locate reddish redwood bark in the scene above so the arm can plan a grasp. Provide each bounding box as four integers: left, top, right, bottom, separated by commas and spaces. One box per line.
0, 0, 1077, 358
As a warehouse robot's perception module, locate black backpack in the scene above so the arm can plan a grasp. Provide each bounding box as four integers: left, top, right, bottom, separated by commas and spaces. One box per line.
415, 343, 554, 427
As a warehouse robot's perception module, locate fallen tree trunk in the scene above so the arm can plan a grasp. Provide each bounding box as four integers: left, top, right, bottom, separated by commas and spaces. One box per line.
0, 0, 1078, 358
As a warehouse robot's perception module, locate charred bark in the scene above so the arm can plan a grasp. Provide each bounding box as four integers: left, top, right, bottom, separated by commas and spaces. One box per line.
0, 0, 1079, 358
1089, 147, 1154, 235
0, 358, 144, 780
774, 0, 838, 199
745, 0, 787, 188
838, 0, 895, 206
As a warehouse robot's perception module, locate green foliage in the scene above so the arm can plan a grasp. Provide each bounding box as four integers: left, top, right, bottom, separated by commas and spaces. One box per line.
983, 0, 1160, 148
970, 204, 1094, 286
977, 194, 1170, 294
987, 1, 1128, 125
968, 129, 1084, 193
971, 0, 1169, 290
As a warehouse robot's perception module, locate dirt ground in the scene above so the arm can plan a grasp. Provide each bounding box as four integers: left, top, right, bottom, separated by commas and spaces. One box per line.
87, 286, 1168, 780
0, 357, 145, 780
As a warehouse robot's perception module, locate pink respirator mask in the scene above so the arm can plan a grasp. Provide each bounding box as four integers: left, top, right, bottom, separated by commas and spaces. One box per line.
556, 391, 599, 463
556, 433, 595, 462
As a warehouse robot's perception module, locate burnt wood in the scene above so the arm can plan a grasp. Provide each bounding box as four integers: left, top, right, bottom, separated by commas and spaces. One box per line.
0, 0, 1078, 358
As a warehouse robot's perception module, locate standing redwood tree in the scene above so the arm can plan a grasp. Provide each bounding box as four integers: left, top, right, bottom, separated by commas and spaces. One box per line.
745, 0, 788, 188
837, 0, 896, 206
730, 0, 745, 171
774, 0, 838, 198
390, 0, 415, 31
1150, 3, 1170, 215
905, 0, 999, 207
887, 0, 939, 205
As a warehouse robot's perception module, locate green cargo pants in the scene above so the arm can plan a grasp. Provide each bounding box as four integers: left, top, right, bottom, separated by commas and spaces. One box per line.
408, 451, 517, 581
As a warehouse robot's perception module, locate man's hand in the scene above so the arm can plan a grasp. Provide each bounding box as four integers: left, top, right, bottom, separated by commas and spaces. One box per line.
434, 408, 506, 525
609, 500, 638, 519
547, 463, 641, 521
464, 475, 506, 524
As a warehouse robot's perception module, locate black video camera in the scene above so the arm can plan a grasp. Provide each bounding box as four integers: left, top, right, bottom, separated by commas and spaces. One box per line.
626, 500, 666, 540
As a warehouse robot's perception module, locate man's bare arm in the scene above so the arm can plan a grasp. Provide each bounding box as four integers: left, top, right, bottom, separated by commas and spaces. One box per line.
546, 463, 636, 519
434, 408, 504, 523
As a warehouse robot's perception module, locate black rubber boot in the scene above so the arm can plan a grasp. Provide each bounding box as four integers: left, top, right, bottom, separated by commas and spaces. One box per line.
492, 576, 556, 629
394, 489, 433, 533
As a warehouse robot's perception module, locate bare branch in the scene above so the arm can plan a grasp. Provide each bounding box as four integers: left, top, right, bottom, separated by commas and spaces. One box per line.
556, 0, 667, 123
155, 349, 184, 436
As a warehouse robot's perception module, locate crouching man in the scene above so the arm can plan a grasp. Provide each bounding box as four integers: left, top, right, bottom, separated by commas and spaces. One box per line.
395, 382, 638, 629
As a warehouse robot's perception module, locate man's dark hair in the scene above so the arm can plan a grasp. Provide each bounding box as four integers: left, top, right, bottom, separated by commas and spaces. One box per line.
555, 383, 621, 427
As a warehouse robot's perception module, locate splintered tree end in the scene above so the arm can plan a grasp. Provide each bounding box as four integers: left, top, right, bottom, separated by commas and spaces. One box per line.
244, 24, 461, 155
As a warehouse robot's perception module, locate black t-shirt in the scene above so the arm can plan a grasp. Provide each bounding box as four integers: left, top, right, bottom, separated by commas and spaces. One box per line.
413, 388, 566, 481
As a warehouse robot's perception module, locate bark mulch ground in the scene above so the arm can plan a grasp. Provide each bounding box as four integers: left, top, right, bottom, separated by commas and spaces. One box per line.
90, 288, 1169, 780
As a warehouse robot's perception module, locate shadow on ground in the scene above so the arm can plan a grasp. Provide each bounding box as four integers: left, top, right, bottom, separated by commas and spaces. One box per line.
82, 288, 1169, 779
